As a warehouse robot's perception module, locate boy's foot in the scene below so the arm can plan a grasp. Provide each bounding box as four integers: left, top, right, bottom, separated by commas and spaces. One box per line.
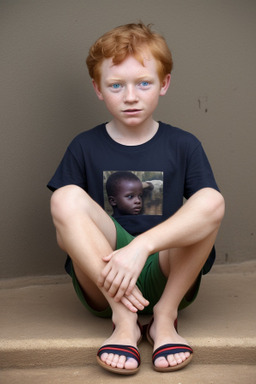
146, 317, 193, 372
96, 320, 142, 375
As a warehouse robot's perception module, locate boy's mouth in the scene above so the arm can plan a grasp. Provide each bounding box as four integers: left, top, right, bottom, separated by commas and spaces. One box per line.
123, 109, 141, 113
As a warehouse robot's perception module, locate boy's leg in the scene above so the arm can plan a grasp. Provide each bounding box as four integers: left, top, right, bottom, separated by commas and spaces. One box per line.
148, 230, 218, 370
50, 185, 143, 371
73, 262, 142, 371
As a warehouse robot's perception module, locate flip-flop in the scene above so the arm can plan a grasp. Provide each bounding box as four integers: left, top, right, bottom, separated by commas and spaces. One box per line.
96, 321, 143, 375
146, 317, 193, 372
97, 344, 141, 375
152, 343, 193, 372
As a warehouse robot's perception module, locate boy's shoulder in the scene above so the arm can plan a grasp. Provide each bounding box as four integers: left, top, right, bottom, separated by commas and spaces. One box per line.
74, 123, 106, 140
159, 122, 200, 143
69, 123, 106, 147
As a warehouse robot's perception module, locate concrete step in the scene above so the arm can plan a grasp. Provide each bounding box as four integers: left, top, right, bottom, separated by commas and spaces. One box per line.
1, 364, 256, 384
0, 261, 256, 381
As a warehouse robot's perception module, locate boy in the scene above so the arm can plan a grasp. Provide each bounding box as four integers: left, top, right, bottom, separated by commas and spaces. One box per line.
106, 171, 143, 217
48, 23, 225, 375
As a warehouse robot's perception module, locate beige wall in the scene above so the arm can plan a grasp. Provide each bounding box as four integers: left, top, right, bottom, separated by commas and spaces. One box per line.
1, 0, 255, 278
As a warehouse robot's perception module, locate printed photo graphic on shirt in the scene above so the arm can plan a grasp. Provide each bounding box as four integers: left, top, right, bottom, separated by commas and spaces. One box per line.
103, 171, 163, 217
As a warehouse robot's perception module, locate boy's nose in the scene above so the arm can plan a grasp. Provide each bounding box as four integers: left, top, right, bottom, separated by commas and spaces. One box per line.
124, 85, 138, 102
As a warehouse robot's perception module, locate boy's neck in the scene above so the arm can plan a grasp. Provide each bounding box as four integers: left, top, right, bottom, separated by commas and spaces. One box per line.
106, 119, 159, 146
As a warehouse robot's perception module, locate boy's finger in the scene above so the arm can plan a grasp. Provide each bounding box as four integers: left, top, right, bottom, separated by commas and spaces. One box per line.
98, 271, 113, 291
114, 275, 131, 301
97, 266, 109, 286
97, 261, 113, 286
131, 288, 149, 307
125, 277, 137, 296
106, 273, 123, 297
124, 294, 144, 311
120, 297, 138, 313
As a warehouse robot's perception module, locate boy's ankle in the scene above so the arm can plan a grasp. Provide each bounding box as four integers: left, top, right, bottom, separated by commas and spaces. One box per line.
153, 305, 178, 322
112, 311, 138, 327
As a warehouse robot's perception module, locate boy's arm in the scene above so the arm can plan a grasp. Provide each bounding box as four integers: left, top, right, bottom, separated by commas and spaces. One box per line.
98, 187, 225, 301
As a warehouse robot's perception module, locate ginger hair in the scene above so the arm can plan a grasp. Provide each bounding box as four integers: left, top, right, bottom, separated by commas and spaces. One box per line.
86, 23, 173, 85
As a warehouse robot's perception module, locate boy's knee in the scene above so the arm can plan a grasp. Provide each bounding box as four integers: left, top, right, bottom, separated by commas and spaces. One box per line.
211, 191, 225, 227
199, 189, 225, 228
50, 185, 89, 221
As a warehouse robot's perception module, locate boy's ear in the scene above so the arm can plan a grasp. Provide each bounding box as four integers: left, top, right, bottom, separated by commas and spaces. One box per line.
92, 79, 104, 100
159, 74, 171, 96
108, 196, 117, 207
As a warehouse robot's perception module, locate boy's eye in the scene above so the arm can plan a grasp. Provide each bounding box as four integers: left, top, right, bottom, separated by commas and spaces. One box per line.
140, 81, 150, 87
111, 83, 122, 89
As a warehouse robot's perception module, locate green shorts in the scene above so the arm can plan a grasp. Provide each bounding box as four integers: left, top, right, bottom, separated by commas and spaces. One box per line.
66, 217, 202, 318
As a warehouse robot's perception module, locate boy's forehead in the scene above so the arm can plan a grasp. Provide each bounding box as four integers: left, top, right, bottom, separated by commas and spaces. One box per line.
118, 179, 142, 189
101, 52, 158, 76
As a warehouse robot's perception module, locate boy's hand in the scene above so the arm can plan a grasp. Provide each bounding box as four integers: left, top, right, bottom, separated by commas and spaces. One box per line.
98, 240, 148, 302
121, 285, 149, 312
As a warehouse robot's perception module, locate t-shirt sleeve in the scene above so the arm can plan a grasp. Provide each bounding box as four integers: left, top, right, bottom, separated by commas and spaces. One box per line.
184, 142, 219, 199
47, 141, 87, 192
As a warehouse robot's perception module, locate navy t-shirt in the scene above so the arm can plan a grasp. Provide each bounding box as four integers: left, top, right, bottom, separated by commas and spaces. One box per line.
47, 122, 219, 273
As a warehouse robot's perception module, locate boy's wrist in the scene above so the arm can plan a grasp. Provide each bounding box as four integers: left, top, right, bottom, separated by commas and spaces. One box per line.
132, 233, 155, 257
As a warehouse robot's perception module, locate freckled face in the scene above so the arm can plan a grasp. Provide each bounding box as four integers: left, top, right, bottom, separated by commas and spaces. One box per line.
93, 53, 170, 128
112, 180, 143, 215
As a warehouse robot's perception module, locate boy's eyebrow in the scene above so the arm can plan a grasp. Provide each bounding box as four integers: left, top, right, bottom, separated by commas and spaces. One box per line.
104, 77, 123, 83
104, 75, 155, 83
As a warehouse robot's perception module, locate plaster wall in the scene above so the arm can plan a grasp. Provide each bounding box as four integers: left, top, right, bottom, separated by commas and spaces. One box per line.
1, 0, 255, 278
